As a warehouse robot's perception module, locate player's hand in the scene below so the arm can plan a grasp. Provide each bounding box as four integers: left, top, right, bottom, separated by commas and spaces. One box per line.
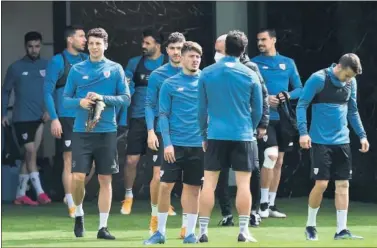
359, 138, 369, 153
148, 130, 159, 151
257, 128, 267, 139
86, 92, 103, 101
164, 145, 176, 163
277, 92, 290, 103
268, 95, 280, 108
299, 135, 312, 149
80, 98, 95, 110
202, 141, 208, 152
42, 112, 50, 122
51, 119, 63, 139
2, 116, 9, 127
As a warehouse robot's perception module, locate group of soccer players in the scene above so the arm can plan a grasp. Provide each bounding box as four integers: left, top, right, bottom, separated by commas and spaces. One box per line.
1, 24, 370, 244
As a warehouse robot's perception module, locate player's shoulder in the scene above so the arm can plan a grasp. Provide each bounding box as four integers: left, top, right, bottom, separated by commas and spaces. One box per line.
150, 63, 168, 77
70, 60, 87, 73
201, 62, 219, 76
250, 55, 263, 63
128, 55, 142, 64
307, 69, 327, 86
276, 54, 296, 65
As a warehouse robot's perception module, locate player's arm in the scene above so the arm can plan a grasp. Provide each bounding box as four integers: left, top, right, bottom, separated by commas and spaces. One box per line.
197, 73, 208, 142
145, 71, 159, 131
347, 80, 367, 140
255, 66, 270, 129
44, 55, 63, 120
287, 59, 303, 100
250, 75, 263, 130
159, 82, 172, 148
124, 57, 139, 96
100, 66, 131, 107
1, 64, 16, 125
296, 73, 324, 136
63, 68, 81, 108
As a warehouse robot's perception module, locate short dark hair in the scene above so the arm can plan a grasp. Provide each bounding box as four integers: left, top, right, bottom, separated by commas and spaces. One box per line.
64, 25, 85, 41
142, 28, 163, 44
339, 53, 362, 74
24, 31, 42, 44
87, 28, 108, 44
166, 32, 186, 46
225, 30, 248, 57
258, 28, 277, 38
181, 41, 202, 56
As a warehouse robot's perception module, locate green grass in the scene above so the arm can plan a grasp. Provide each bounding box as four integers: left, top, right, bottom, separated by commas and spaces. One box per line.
2, 197, 377, 247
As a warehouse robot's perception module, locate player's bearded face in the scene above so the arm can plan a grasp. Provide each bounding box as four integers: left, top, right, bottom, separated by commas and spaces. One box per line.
257, 32, 276, 53
25, 40, 41, 59
167, 42, 183, 64
71, 30, 87, 52
142, 36, 159, 57
183, 51, 201, 72
88, 36, 106, 59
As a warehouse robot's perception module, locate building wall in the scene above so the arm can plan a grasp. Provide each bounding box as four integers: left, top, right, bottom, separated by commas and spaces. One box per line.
1, 1, 55, 158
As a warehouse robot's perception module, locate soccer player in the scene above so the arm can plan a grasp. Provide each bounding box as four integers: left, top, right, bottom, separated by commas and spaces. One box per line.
2, 31, 50, 205
197, 30, 263, 243
144, 32, 187, 236
296, 53, 369, 240
121, 29, 174, 216
63, 28, 131, 239
143, 41, 204, 245
44, 25, 88, 217
251, 28, 302, 218
214, 34, 269, 227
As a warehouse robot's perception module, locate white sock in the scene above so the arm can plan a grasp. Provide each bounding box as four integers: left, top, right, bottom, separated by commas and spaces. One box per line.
186, 214, 198, 237
75, 204, 84, 217
336, 210, 348, 234
125, 188, 133, 198
65, 194, 75, 208
99, 213, 109, 230
157, 212, 168, 235
199, 217, 210, 236
251, 210, 257, 216
30, 172, 44, 195
306, 206, 319, 227
151, 204, 158, 216
239, 215, 250, 234
260, 188, 269, 204
182, 213, 188, 228
269, 192, 277, 206
16, 174, 29, 198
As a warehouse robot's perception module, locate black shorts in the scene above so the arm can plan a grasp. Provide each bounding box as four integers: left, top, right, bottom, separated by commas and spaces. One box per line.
72, 132, 119, 175
147, 132, 164, 167
205, 140, 258, 172
259, 120, 293, 152
160, 146, 204, 186
13, 120, 43, 146
310, 143, 352, 181
59, 117, 74, 152
126, 118, 148, 155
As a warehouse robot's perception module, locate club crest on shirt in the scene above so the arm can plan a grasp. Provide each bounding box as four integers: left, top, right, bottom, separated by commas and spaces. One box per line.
22, 133, 28, 140
39, 70, 46, 77
279, 63, 286, 70
103, 71, 111, 78
125, 76, 131, 84
313, 168, 319, 175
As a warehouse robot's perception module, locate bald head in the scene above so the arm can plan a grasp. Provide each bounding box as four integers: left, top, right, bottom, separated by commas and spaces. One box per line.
215, 34, 227, 55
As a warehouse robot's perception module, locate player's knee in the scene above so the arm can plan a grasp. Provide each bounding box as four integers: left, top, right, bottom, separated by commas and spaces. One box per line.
72, 173, 86, 182
263, 147, 278, 169
314, 180, 329, 193
159, 182, 173, 194
98, 175, 112, 187
335, 180, 349, 195
24, 143, 36, 155
126, 156, 139, 168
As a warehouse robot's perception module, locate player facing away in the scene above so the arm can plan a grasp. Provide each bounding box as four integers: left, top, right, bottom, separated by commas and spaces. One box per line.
252, 28, 303, 219
2, 31, 51, 205
44, 25, 88, 217
143, 41, 204, 245
197, 30, 263, 243
296, 53, 369, 241
63, 28, 131, 240
144, 32, 188, 237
